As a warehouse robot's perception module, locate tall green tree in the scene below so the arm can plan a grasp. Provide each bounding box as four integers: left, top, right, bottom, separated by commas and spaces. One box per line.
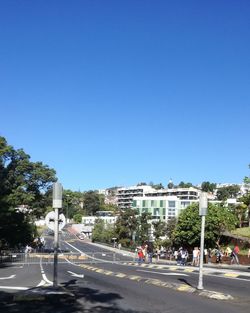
165, 217, 177, 245
152, 220, 167, 240
201, 181, 216, 193
232, 203, 248, 228
137, 212, 152, 243
216, 185, 240, 201
240, 194, 250, 227
0, 136, 57, 248
114, 208, 138, 247
92, 218, 115, 243
242, 164, 250, 226
63, 190, 83, 219
173, 203, 237, 248
178, 181, 193, 188
82, 190, 101, 215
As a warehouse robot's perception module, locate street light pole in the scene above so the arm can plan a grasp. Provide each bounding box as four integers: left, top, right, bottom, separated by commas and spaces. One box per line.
197, 192, 208, 290
52, 182, 63, 288
66, 195, 69, 224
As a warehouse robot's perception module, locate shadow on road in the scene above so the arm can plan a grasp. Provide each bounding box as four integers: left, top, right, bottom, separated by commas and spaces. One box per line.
177, 278, 194, 288
0, 285, 150, 313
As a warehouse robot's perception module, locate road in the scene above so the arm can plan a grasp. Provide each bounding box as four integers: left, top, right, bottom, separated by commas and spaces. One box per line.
0, 230, 250, 313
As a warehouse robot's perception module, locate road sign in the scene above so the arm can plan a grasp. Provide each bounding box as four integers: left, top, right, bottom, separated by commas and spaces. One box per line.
45, 211, 66, 231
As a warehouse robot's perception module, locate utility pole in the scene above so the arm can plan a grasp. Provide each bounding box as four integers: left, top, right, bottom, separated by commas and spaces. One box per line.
52, 182, 63, 288
197, 192, 208, 290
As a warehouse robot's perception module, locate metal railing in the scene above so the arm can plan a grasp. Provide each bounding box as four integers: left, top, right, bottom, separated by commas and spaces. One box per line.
0, 251, 136, 265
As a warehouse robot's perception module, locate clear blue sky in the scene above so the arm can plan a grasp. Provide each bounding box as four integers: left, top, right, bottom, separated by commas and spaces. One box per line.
1, 1, 249, 191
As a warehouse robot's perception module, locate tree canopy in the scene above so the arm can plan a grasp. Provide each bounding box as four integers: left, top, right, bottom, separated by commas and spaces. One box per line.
173, 203, 237, 248
178, 181, 193, 188
201, 181, 216, 193
216, 185, 240, 201
0, 136, 57, 248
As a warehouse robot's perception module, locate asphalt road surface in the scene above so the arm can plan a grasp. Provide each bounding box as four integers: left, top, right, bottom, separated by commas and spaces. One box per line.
0, 230, 250, 313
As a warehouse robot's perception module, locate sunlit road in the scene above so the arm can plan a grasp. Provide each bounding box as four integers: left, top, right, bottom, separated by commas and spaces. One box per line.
1, 230, 250, 313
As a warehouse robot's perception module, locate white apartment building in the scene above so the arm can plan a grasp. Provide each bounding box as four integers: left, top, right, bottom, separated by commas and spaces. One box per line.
144, 186, 200, 201
76, 211, 117, 237
117, 185, 156, 209
132, 195, 198, 222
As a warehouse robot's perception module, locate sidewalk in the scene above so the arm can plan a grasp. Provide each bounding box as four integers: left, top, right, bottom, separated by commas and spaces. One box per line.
87, 240, 250, 274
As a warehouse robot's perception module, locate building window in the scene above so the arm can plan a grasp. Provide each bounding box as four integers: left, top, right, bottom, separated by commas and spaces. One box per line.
168, 201, 176, 207
181, 201, 190, 208
154, 208, 160, 216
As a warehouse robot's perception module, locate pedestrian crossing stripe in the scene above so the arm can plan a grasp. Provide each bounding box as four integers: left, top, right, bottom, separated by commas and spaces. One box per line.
128, 275, 142, 281
103, 271, 113, 275
145, 279, 167, 287
95, 269, 105, 273
115, 273, 126, 278
184, 269, 194, 272
177, 285, 191, 291
224, 273, 239, 278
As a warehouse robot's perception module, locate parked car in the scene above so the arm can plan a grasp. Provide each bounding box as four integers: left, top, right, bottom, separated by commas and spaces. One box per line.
76, 233, 85, 240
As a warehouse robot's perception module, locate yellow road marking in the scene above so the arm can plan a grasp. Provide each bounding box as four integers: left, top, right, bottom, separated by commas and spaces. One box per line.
103, 271, 113, 275
177, 285, 190, 291
115, 273, 126, 278
128, 275, 142, 281
224, 273, 239, 278
95, 269, 105, 273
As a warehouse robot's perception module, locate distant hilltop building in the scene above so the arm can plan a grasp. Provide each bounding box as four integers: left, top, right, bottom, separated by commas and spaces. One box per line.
215, 183, 249, 196
99, 182, 249, 212
98, 187, 120, 206
117, 185, 156, 210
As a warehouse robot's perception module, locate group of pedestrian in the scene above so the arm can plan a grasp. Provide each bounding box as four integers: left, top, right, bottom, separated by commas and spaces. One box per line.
174, 247, 188, 266
135, 243, 247, 266
136, 242, 158, 265
212, 244, 241, 265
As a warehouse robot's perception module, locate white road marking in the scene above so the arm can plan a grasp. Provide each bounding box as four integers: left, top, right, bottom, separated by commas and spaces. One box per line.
0, 286, 28, 290
137, 269, 189, 276
0, 275, 16, 280
65, 241, 120, 264
37, 280, 46, 287
67, 271, 84, 278
40, 257, 53, 285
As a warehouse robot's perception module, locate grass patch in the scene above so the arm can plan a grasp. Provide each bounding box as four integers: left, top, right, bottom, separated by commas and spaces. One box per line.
231, 227, 250, 238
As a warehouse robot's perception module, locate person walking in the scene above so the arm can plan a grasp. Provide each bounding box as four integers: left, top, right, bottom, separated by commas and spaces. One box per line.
231, 245, 240, 265
192, 247, 199, 266
215, 248, 223, 264
147, 242, 154, 264
156, 246, 160, 262
137, 247, 144, 265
